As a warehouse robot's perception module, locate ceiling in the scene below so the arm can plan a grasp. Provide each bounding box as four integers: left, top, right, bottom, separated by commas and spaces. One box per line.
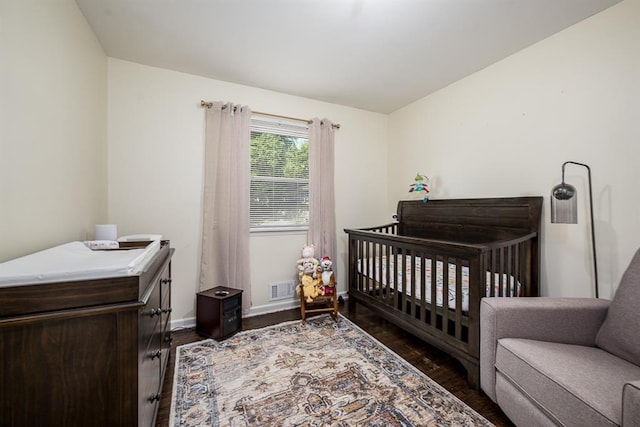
75, 0, 620, 114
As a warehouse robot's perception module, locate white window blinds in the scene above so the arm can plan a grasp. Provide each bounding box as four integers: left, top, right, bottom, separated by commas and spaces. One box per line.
250, 117, 309, 231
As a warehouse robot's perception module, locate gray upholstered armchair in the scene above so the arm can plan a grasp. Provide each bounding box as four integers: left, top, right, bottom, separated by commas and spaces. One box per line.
480, 249, 640, 427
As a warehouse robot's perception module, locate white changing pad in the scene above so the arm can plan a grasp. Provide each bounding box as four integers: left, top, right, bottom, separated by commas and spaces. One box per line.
0, 240, 161, 287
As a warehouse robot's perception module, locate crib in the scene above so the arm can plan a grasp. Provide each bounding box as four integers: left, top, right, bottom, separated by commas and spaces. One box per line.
344, 197, 543, 389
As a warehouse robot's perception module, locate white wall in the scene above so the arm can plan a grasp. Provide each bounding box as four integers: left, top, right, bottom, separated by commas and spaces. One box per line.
388, 0, 640, 299
107, 58, 389, 324
6, 0, 634, 324
0, 0, 108, 261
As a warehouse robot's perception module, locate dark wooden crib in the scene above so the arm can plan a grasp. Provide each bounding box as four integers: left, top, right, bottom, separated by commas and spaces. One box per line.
344, 197, 543, 389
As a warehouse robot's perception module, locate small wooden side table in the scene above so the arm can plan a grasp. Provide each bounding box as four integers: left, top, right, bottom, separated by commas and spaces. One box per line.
196, 286, 243, 340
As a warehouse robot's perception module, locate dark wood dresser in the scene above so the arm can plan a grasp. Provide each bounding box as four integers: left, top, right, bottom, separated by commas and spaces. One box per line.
0, 240, 174, 427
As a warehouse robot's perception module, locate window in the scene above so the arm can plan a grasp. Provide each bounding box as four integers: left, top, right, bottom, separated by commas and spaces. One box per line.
250, 117, 309, 231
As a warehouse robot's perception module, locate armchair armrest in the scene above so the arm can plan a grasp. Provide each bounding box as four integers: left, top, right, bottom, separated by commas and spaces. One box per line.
480, 297, 610, 402
623, 381, 640, 426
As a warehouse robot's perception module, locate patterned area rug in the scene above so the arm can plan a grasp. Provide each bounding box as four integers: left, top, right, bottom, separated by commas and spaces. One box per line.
170, 314, 493, 426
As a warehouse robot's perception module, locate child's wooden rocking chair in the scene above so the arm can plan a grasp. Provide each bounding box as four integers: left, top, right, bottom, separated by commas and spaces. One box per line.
299, 287, 338, 321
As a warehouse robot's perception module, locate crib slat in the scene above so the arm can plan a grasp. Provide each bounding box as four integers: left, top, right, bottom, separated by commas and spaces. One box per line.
363, 240, 369, 294
455, 259, 462, 340
384, 244, 388, 298
384, 244, 391, 303
357, 239, 362, 293
496, 247, 502, 297
500, 247, 506, 296
442, 256, 449, 333
377, 242, 383, 301
409, 251, 417, 318
402, 250, 408, 313
481, 252, 490, 298
372, 241, 378, 295
420, 253, 426, 323
506, 244, 512, 296
393, 250, 399, 310
490, 248, 497, 297
430, 257, 437, 327
516, 242, 522, 296
527, 239, 535, 296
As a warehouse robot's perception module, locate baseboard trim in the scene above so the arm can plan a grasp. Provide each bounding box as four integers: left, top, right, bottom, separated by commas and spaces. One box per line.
171, 316, 196, 331
170, 292, 348, 331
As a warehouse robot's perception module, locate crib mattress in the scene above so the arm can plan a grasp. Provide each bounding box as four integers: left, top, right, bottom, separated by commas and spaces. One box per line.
0, 240, 161, 287
358, 256, 519, 312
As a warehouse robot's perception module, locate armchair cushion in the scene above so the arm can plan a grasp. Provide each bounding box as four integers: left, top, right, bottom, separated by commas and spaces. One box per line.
480, 297, 610, 402
596, 249, 640, 366
496, 338, 640, 426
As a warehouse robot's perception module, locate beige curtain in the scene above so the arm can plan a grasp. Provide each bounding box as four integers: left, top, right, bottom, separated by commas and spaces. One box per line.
308, 118, 337, 268
199, 101, 252, 313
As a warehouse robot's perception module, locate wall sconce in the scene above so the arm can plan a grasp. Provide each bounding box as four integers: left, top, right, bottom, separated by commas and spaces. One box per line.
550, 161, 599, 298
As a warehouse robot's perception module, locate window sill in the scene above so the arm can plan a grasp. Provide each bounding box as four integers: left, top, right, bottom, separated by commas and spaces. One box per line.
250, 227, 308, 235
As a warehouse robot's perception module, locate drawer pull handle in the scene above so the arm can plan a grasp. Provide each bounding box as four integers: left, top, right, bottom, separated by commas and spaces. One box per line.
148, 308, 160, 317
161, 308, 173, 314
161, 278, 172, 285
150, 350, 162, 360
149, 393, 161, 403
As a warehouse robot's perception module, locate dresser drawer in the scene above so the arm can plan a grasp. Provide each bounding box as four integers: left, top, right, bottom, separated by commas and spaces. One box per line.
138, 332, 162, 425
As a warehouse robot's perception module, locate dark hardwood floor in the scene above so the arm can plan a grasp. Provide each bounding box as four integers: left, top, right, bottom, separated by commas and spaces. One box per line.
156, 303, 513, 426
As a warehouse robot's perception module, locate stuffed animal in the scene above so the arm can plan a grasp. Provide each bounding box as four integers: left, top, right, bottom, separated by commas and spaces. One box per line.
300, 259, 317, 277
299, 274, 323, 302
298, 244, 315, 261
320, 256, 336, 294
297, 244, 319, 279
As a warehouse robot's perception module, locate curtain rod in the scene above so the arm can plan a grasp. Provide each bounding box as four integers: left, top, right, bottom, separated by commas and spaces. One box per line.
200, 100, 340, 129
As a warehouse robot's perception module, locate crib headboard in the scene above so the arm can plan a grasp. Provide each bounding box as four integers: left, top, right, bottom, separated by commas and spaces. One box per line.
397, 197, 543, 244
